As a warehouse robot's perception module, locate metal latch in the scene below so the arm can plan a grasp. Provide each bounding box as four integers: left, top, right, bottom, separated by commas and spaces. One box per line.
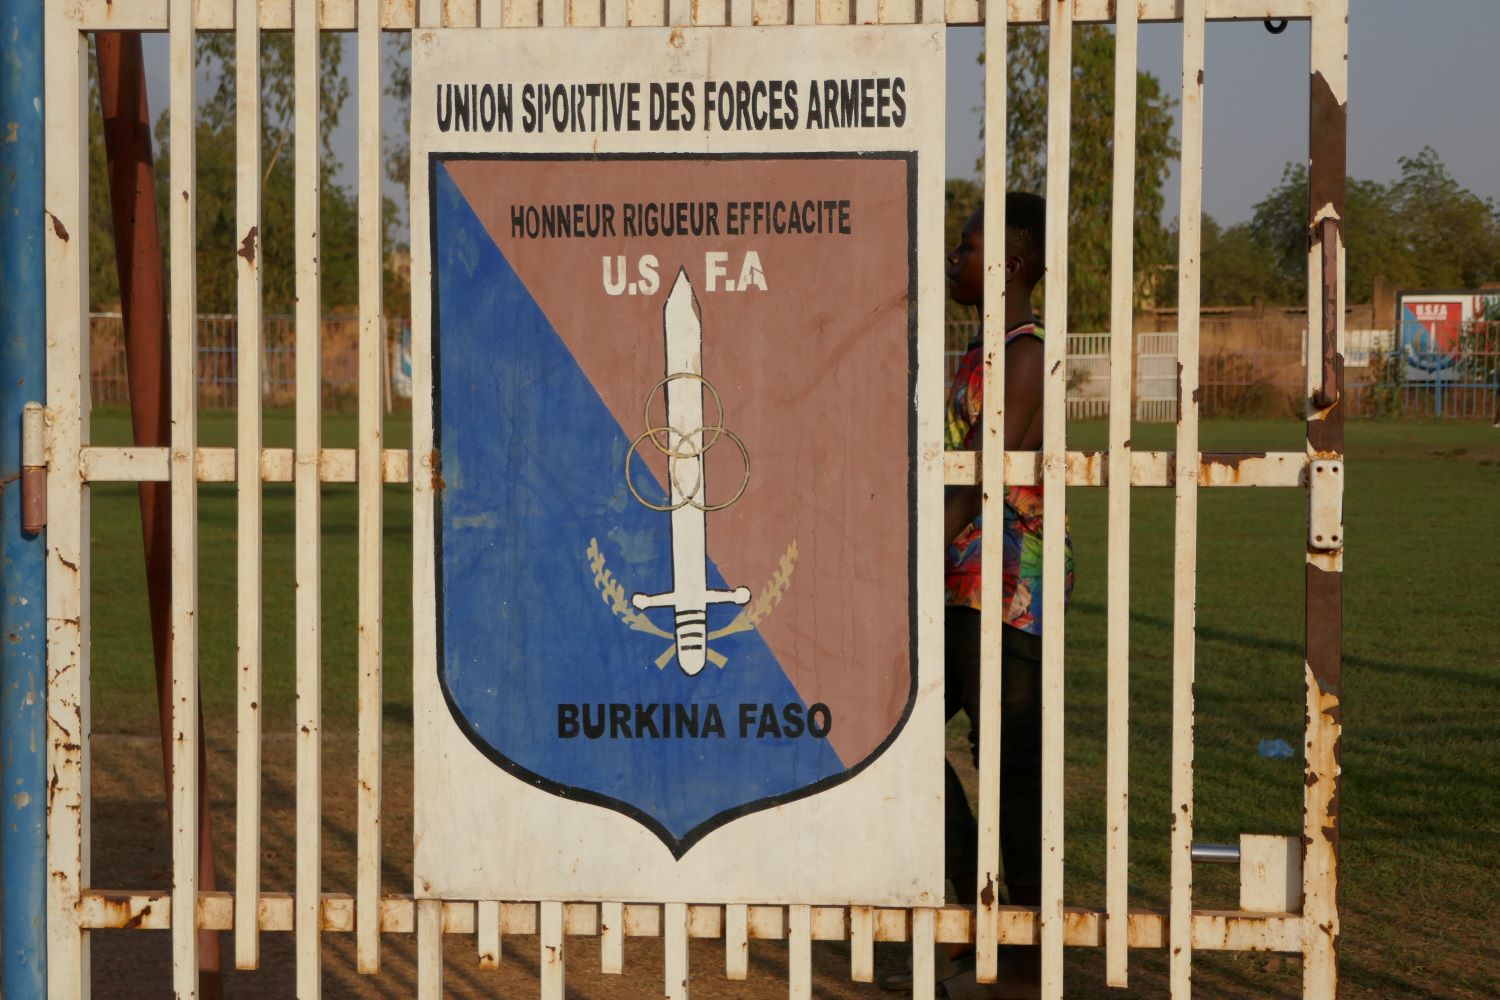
21, 402, 46, 534
1308, 459, 1343, 552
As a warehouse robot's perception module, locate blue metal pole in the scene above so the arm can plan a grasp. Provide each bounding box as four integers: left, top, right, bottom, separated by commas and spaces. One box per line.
0, 0, 49, 995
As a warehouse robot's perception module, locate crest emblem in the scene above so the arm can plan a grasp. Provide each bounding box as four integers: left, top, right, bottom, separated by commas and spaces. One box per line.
430, 155, 918, 855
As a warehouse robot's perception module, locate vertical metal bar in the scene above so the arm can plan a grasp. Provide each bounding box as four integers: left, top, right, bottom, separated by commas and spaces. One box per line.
43, 10, 89, 994
540, 900, 565, 1000
792, 0, 813, 24
1104, 0, 1138, 986
293, 0, 323, 994
724, 904, 748, 980
544, 0, 567, 25
0, 0, 48, 994
570, 0, 602, 27
600, 900, 623, 974
478, 0, 503, 24
355, 0, 385, 977
1170, 2, 1206, 996
664, 902, 688, 1000
444, 0, 479, 24
477, 900, 502, 968
233, 0, 265, 972
1039, 2, 1073, 996
416, 898, 443, 999
408, 2, 438, 989
788, 904, 811, 1000
910, 908, 935, 1000
1303, 2, 1347, 996
168, 0, 202, 993
974, 0, 1007, 983
849, 905, 874, 983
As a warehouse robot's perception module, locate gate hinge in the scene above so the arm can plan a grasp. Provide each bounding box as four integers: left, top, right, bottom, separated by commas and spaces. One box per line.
1308, 459, 1343, 552
21, 402, 46, 534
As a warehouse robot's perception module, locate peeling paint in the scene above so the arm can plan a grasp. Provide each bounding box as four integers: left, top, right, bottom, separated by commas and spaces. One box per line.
237, 225, 259, 266
45, 209, 69, 242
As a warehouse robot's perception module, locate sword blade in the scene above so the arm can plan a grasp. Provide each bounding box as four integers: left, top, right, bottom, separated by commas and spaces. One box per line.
663, 269, 709, 674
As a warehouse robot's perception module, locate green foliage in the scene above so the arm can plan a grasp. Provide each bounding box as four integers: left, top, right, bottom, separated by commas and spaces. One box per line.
85, 54, 121, 310
1199, 216, 1280, 307
1251, 149, 1500, 304
1364, 343, 1407, 418
976, 26, 1178, 331
86, 34, 403, 315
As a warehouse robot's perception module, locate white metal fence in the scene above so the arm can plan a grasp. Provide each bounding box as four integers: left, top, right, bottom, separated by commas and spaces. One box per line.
89, 312, 413, 409
42, 2, 1347, 998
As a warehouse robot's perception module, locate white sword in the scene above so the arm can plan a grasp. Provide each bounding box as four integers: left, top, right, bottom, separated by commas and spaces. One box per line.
631, 269, 750, 675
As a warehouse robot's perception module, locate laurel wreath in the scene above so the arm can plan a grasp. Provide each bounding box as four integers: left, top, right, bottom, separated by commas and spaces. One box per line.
587, 538, 672, 639
709, 540, 797, 640
586, 537, 798, 670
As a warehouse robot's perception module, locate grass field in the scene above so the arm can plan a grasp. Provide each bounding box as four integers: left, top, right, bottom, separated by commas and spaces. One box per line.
82, 410, 1499, 997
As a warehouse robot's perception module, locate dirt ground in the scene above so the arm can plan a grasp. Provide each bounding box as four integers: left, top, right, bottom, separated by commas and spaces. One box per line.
87, 733, 1298, 998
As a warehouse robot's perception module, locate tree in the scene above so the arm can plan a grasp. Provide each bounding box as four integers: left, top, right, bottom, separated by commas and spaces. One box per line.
1250, 148, 1500, 304
1199, 216, 1280, 307
161, 32, 363, 315
87, 34, 402, 316
976, 25, 1178, 331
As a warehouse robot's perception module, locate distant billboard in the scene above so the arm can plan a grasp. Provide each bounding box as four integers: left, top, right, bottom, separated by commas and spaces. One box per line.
1396, 290, 1497, 379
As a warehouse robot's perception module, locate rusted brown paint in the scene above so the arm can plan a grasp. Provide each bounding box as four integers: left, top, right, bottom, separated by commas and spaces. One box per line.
237, 225, 259, 266
1204, 451, 1266, 471
1308, 72, 1347, 225
46, 210, 69, 242
1305, 565, 1342, 702
21, 466, 47, 532
1313, 219, 1341, 409
429, 448, 446, 493
1305, 560, 1343, 909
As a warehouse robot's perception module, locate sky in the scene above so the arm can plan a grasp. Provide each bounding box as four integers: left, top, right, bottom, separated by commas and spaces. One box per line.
143, 0, 1500, 230
945, 0, 1500, 225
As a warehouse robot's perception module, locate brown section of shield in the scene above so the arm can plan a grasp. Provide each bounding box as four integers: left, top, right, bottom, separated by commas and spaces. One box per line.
445, 157, 913, 769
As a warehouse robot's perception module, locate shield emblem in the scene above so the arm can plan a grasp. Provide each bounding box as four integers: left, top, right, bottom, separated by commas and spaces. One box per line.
431, 153, 916, 857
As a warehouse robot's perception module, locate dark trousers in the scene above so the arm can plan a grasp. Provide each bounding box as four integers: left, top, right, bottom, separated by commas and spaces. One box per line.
944, 607, 1044, 903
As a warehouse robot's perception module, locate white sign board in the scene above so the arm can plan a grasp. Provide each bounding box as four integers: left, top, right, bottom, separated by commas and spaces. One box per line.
411, 25, 946, 905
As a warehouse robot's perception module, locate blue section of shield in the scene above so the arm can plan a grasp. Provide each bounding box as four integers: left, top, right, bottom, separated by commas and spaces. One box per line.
433, 163, 845, 850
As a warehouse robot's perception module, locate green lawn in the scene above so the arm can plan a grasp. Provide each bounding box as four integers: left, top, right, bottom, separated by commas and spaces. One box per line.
83, 410, 1499, 996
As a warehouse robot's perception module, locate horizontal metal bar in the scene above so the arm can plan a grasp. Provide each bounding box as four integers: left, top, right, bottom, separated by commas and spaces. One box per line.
77, 893, 1302, 952
77, 447, 411, 484
74, 0, 1312, 30
943, 451, 1306, 488
1191, 843, 1242, 865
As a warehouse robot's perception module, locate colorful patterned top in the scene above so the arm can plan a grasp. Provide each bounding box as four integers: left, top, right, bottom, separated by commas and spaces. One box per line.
943, 322, 1075, 636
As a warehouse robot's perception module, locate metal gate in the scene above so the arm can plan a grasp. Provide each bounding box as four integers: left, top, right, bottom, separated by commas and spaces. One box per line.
27, 0, 1345, 997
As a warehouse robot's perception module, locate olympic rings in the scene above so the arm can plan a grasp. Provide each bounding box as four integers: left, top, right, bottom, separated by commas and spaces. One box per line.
641, 373, 726, 458
623, 371, 751, 513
